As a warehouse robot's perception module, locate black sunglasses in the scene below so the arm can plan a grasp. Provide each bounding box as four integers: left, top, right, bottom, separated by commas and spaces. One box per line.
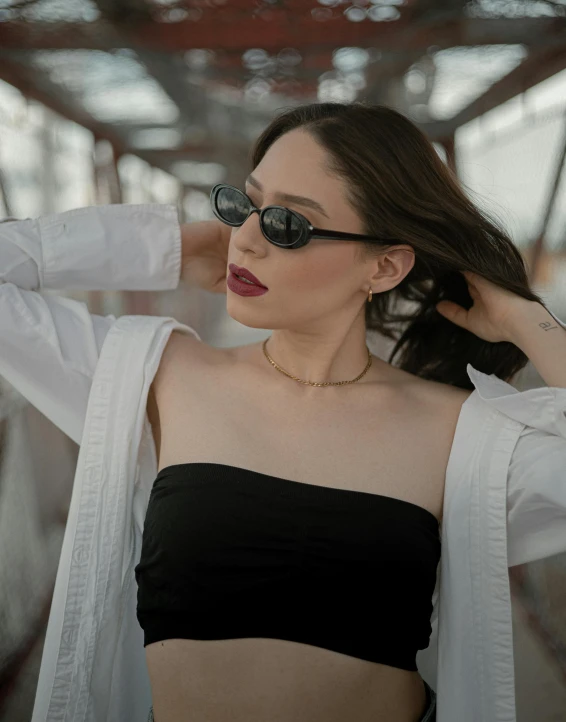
210, 183, 400, 250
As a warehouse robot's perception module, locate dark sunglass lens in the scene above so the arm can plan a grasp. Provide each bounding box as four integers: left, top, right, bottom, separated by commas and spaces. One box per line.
215, 186, 250, 225
263, 208, 304, 246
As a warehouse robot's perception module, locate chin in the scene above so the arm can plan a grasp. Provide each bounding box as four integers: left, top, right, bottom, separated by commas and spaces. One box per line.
226, 300, 271, 330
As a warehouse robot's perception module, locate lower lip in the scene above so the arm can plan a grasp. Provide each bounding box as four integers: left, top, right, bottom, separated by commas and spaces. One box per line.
227, 272, 268, 297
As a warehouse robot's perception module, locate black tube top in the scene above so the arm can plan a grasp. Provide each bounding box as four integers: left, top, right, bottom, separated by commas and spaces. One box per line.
135, 462, 441, 671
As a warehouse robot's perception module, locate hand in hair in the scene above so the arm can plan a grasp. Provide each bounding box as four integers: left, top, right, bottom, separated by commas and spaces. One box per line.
435, 270, 540, 345
180, 220, 230, 293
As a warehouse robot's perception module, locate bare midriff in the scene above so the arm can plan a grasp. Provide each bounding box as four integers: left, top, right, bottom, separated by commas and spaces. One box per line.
145, 637, 428, 722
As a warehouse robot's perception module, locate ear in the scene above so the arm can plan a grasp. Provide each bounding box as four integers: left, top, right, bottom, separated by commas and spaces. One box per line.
369, 247, 415, 293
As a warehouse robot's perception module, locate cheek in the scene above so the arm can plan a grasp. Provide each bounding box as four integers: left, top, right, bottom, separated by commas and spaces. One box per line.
281, 246, 357, 293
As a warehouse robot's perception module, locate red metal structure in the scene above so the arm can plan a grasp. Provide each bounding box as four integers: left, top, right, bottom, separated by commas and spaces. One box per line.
1, 1, 565, 191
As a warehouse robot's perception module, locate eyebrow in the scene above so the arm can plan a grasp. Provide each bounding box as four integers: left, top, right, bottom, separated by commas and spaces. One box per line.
245, 174, 330, 219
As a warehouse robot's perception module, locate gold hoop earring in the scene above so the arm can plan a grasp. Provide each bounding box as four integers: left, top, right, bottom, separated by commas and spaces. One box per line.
367, 288, 373, 303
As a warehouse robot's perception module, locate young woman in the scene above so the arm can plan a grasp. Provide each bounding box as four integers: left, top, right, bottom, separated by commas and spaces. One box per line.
1, 102, 565, 722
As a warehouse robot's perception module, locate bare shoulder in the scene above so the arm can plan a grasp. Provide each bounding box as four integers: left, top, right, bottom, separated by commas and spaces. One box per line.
151, 329, 224, 394
381, 362, 472, 416
147, 330, 219, 461
409, 373, 474, 420
153, 329, 243, 394
157, 329, 207, 374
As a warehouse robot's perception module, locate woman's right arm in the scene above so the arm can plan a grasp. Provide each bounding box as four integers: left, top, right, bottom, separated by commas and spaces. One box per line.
0, 204, 183, 444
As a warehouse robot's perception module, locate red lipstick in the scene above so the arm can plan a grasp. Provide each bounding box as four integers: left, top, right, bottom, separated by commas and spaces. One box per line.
228, 264, 267, 288
227, 264, 268, 297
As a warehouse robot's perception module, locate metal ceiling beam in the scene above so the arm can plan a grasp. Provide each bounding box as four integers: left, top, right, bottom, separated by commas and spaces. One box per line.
358, 0, 468, 104
0, 54, 130, 153
92, 0, 290, 162
403, 0, 471, 22
360, 50, 427, 104
0, 17, 563, 53
95, 0, 419, 12
94, 0, 361, 103
420, 43, 566, 141
0, 54, 199, 176
89, 0, 212, 131
91, 2, 213, 128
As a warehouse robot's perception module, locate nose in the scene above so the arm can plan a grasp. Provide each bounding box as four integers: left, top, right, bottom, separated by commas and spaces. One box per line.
232, 207, 267, 254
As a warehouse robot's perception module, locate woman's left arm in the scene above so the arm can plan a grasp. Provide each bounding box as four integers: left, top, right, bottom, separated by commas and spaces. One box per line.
502, 304, 566, 566
437, 270, 566, 390
502, 301, 566, 390
436, 272, 566, 566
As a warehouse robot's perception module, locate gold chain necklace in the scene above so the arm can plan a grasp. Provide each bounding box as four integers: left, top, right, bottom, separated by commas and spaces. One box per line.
262, 338, 372, 387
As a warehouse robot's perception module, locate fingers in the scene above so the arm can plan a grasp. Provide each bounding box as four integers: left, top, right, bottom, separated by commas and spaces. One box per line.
436, 301, 468, 328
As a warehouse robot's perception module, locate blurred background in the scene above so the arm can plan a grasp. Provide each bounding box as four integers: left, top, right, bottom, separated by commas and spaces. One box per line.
0, 0, 566, 720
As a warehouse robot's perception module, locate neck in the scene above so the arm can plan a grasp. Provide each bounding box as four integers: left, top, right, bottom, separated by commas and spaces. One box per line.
264, 314, 375, 387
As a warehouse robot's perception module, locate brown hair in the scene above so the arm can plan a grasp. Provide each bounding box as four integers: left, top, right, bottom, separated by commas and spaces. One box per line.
251, 102, 544, 390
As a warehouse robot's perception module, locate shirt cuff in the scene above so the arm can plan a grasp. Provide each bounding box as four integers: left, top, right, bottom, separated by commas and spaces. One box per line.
39, 204, 182, 291
467, 364, 566, 439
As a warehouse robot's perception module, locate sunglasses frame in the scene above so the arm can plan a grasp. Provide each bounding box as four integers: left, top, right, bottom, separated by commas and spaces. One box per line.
210, 183, 401, 250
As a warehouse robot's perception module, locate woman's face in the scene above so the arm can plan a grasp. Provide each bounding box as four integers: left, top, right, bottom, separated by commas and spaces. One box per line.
226, 128, 410, 332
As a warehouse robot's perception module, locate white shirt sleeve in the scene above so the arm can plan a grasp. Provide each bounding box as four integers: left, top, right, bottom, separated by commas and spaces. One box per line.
467, 309, 566, 567
506, 348, 566, 566
506, 422, 566, 566
0, 204, 182, 444
1, 204, 181, 291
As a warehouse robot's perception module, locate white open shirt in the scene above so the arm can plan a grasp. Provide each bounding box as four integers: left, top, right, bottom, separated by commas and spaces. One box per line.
1, 204, 565, 722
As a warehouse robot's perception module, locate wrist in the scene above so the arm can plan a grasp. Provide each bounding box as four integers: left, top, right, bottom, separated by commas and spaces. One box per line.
503, 301, 556, 348
180, 222, 193, 267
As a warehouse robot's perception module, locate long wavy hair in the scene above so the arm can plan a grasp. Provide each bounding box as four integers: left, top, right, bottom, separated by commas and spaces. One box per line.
251, 102, 544, 390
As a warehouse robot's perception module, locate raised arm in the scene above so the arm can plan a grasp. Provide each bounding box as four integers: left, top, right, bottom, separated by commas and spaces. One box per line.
0, 204, 182, 291
461, 306, 566, 567
0, 204, 182, 444
504, 306, 566, 565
